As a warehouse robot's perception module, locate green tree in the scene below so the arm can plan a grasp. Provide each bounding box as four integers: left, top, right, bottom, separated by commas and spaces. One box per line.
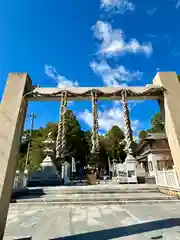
102, 125, 126, 162
139, 130, 148, 140
17, 113, 130, 172
138, 112, 165, 143
107, 125, 124, 140
27, 141, 44, 172
83, 130, 92, 165
150, 112, 164, 132
84, 133, 109, 168
46, 122, 58, 139
17, 132, 44, 172
63, 110, 87, 165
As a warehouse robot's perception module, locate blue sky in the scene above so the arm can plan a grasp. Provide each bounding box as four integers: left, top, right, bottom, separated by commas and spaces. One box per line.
0, 0, 180, 136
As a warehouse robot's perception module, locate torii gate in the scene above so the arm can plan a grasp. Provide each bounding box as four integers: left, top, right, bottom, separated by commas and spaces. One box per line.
0, 72, 180, 238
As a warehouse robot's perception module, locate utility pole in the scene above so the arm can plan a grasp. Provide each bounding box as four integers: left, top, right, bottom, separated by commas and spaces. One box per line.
25, 113, 36, 170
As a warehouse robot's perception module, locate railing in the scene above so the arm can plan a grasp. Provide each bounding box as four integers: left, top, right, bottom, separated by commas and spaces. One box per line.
156, 168, 179, 188
13, 170, 28, 191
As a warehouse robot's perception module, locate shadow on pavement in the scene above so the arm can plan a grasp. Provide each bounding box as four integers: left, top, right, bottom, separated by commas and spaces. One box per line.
11, 188, 45, 202
50, 218, 180, 240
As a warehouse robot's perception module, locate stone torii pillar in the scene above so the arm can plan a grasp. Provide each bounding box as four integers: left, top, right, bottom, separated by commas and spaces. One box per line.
153, 72, 180, 183
122, 91, 134, 157
0, 73, 31, 239
122, 91, 137, 183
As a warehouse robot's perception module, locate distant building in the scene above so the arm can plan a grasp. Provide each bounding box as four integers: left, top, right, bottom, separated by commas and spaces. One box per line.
136, 132, 173, 179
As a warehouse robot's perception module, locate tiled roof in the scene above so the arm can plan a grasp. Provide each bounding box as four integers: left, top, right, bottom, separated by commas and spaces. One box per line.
144, 132, 167, 140
136, 132, 167, 154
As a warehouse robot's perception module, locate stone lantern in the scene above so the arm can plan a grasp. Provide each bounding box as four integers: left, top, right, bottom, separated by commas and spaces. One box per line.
28, 132, 61, 186
40, 132, 61, 185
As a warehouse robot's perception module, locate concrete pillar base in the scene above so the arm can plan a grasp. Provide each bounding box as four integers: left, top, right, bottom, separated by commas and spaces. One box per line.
125, 154, 137, 183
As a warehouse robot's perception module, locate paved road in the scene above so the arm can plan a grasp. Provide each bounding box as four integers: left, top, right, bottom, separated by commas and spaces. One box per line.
4, 202, 180, 239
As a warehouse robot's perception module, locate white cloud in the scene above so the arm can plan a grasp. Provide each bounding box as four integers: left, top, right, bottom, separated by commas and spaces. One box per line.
146, 8, 156, 15
78, 106, 139, 133
172, 51, 180, 57
92, 21, 153, 58
90, 60, 143, 86
128, 100, 144, 109
44, 65, 79, 88
100, 0, 135, 14
113, 99, 144, 110
176, 0, 180, 9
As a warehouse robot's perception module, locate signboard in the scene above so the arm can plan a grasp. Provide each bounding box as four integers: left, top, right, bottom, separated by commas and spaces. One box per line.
72, 157, 76, 173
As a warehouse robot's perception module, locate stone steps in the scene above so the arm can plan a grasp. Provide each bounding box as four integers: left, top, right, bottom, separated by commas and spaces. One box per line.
15, 192, 176, 199
12, 184, 160, 202
11, 186, 179, 205
15, 195, 177, 202
11, 199, 180, 206
12, 187, 159, 200
11, 184, 179, 205
26, 184, 159, 194
26, 188, 159, 195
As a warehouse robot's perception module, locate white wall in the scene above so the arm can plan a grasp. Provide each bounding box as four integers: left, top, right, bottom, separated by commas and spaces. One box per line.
115, 162, 137, 183
147, 153, 165, 177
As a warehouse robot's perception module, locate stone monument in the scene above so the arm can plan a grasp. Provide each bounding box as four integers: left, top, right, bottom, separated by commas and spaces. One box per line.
61, 161, 70, 185
27, 132, 62, 186
124, 156, 137, 183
